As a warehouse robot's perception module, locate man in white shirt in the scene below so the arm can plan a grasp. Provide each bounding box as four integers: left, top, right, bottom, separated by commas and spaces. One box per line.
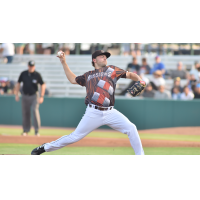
190, 62, 200, 82
180, 86, 194, 100
150, 70, 165, 90
0, 43, 15, 63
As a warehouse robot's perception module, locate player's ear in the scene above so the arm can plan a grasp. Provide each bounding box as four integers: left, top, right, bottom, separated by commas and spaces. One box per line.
92, 58, 96, 63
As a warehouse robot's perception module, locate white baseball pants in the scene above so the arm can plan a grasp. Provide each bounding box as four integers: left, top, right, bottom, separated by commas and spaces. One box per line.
45, 105, 144, 155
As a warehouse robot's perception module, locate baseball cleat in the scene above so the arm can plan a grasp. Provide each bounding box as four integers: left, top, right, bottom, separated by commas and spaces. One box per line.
21, 132, 27, 136
31, 143, 46, 155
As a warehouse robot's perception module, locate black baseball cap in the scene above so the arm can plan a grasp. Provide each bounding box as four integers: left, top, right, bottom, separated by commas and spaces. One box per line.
28, 60, 35, 66
92, 50, 111, 60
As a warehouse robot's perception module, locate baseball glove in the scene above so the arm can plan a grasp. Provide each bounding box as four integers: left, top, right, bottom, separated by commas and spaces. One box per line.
127, 81, 146, 97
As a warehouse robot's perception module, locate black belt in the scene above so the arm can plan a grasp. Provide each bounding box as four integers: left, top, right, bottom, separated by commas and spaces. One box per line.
89, 104, 112, 111
24, 93, 36, 96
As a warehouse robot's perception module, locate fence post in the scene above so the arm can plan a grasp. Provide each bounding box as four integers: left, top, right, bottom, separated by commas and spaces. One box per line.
190, 43, 194, 55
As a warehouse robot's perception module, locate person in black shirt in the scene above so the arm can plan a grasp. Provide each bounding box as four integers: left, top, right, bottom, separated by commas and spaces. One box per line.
139, 58, 151, 75
119, 57, 141, 95
126, 57, 140, 74
15, 60, 46, 136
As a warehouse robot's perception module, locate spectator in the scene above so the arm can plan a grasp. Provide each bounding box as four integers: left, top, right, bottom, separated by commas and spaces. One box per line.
22, 43, 36, 54
190, 61, 200, 82
0, 77, 14, 95
121, 43, 130, 55
131, 43, 141, 57
42, 43, 54, 54
28, 43, 35, 54
171, 77, 183, 95
194, 83, 200, 99
169, 62, 188, 79
150, 70, 165, 90
0, 77, 8, 95
150, 56, 165, 77
7, 80, 16, 94
154, 85, 171, 99
141, 83, 155, 98
188, 74, 197, 92
61, 47, 70, 55
15, 43, 26, 54
0, 43, 15, 63
126, 57, 140, 74
172, 86, 181, 100
139, 58, 151, 75
180, 86, 194, 100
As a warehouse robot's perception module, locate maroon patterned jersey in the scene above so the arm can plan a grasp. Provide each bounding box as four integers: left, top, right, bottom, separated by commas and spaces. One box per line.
75, 65, 127, 107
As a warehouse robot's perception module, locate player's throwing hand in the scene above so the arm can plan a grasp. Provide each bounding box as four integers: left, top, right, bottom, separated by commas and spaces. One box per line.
57, 51, 66, 63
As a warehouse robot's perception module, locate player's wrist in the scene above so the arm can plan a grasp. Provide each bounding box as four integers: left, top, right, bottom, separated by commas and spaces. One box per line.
61, 60, 67, 65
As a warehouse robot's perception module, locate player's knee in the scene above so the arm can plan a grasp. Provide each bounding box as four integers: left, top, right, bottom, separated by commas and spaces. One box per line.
125, 123, 137, 136
129, 123, 137, 132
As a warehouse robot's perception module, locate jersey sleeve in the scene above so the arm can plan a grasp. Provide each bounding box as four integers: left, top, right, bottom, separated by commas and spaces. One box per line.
113, 66, 127, 80
75, 74, 86, 86
38, 73, 44, 85
18, 72, 23, 83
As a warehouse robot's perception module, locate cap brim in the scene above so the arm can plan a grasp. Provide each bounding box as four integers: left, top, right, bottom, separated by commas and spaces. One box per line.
99, 52, 111, 58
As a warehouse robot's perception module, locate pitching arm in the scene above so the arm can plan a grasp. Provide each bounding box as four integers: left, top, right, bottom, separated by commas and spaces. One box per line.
57, 51, 77, 84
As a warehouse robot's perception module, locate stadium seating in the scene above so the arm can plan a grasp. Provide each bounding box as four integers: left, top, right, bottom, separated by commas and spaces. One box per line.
0, 55, 199, 97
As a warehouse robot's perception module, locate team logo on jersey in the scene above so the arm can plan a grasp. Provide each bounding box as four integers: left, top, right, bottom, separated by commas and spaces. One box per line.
87, 67, 117, 82
32, 79, 37, 84
87, 72, 108, 81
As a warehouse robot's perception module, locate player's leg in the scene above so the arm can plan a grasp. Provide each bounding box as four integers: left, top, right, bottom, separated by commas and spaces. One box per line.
31, 94, 41, 135
21, 95, 31, 134
32, 106, 104, 154
105, 109, 144, 155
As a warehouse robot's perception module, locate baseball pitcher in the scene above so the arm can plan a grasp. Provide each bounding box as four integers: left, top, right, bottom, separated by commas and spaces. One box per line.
31, 50, 146, 155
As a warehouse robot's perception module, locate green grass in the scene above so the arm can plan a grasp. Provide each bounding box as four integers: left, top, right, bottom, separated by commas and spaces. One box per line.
0, 128, 72, 136
0, 144, 200, 155
139, 133, 200, 142
1, 127, 200, 155
1, 127, 200, 142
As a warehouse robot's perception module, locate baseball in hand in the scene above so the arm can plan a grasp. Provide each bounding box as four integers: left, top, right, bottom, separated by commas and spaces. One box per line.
57, 51, 63, 57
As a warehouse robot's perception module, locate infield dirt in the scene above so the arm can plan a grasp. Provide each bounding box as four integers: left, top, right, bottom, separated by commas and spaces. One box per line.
0, 126, 200, 147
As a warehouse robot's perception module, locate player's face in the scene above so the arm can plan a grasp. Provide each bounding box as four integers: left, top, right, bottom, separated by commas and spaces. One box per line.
95, 55, 107, 68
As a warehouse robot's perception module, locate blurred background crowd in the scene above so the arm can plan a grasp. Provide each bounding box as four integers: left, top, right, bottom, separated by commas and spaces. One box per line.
1, 43, 200, 100
2, 43, 200, 58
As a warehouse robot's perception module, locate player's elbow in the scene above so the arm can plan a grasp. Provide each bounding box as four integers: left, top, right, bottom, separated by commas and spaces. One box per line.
69, 77, 77, 84
70, 80, 77, 84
